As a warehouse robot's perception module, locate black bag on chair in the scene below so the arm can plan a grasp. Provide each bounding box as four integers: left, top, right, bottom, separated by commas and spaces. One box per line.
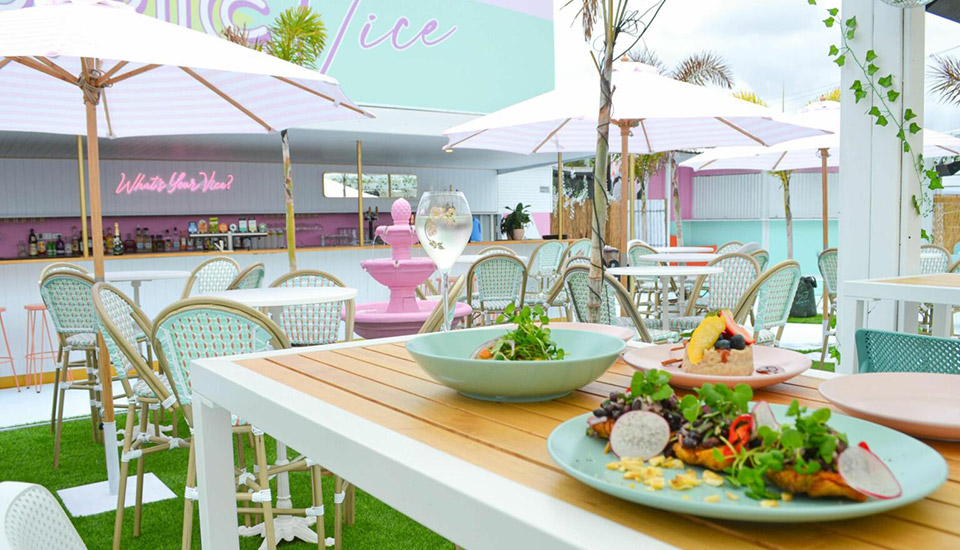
790, 276, 818, 318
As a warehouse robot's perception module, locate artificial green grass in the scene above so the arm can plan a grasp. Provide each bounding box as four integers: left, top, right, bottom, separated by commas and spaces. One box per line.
0, 415, 451, 550
787, 315, 823, 325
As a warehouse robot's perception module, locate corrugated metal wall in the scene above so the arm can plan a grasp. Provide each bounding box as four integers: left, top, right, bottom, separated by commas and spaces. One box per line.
692, 171, 839, 220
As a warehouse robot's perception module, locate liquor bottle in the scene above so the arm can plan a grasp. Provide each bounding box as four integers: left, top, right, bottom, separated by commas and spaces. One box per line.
28, 229, 37, 257
172, 228, 180, 251
70, 227, 79, 256
36, 236, 46, 257
179, 229, 186, 250
124, 233, 136, 254
112, 223, 123, 255
87, 234, 93, 256
165, 229, 172, 251
56, 234, 65, 256
144, 228, 152, 252
135, 226, 144, 252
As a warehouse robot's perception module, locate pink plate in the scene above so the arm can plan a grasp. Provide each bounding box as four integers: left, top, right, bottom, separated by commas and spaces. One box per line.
549, 322, 634, 342
622, 344, 811, 389
819, 373, 960, 441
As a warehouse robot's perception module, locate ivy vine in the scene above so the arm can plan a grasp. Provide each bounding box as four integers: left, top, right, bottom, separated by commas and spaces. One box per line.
807, 0, 943, 221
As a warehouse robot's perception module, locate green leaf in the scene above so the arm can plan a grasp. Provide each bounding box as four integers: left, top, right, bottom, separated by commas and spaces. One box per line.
903, 142, 911, 153
780, 428, 804, 449
850, 79, 862, 91
868, 106, 881, 116
828, 8, 839, 15
865, 49, 877, 61
829, 44, 839, 56
908, 122, 922, 134
823, 17, 834, 28
867, 64, 879, 76
896, 129, 906, 141
854, 90, 867, 103
834, 55, 845, 67
811, 408, 831, 423
904, 108, 917, 121
921, 228, 930, 241
650, 385, 674, 402
912, 195, 920, 213
846, 29, 855, 40
878, 75, 893, 88
629, 371, 645, 397
845, 16, 857, 28
787, 400, 801, 417
887, 90, 900, 102
809, 0, 818, 4
929, 178, 944, 191
875, 115, 888, 127
680, 394, 700, 423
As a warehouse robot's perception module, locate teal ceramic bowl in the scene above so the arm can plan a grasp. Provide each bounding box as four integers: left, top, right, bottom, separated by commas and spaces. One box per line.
405, 327, 626, 402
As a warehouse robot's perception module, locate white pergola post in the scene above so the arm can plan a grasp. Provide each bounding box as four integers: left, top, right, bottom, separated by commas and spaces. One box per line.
837, 0, 925, 373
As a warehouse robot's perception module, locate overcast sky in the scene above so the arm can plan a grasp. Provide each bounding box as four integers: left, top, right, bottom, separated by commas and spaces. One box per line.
552, 0, 960, 132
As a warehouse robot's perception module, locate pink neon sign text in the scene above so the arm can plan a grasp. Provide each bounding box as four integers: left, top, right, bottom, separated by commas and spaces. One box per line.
114, 171, 235, 195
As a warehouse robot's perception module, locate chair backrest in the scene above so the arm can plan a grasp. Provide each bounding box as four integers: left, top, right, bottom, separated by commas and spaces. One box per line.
227, 262, 266, 290
0, 482, 87, 550
818, 248, 839, 300
920, 244, 951, 275
736, 242, 761, 254
39, 271, 97, 338
418, 275, 468, 334
685, 253, 760, 315
750, 249, 770, 272
39, 262, 89, 279
92, 283, 162, 392
558, 265, 656, 343
951, 258, 960, 274
152, 298, 290, 422
478, 246, 516, 256
856, 329, 960, 374
527, 240, 565, 277
715, 241, 743, 254
180, 256, 241, 298
733, 260, 802, 333
563, 239, 591, 262
270, 270, 352, 346
627, 242, 659, 267
466, 253, 527, 307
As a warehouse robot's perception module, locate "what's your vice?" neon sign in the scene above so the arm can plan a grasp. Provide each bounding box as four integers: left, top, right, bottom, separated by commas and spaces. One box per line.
114, 171, 234, 195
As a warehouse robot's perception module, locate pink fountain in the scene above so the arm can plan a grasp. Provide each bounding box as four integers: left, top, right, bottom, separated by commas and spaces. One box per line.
353, 198, 472, 339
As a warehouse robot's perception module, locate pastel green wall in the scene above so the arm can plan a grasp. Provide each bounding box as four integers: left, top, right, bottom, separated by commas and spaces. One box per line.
680, 220, 839, 277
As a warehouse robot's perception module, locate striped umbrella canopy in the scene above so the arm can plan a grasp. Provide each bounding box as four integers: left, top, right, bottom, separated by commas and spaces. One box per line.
0, 0, 371, 495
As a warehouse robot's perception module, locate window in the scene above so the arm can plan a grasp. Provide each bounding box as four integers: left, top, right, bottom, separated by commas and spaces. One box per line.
322, 173, 418, 198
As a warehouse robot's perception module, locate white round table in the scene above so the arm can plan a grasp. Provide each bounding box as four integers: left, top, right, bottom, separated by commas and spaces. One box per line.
199, 285, 357, 545
643, 253, 720, 264
455, 254, 529, 264
105, 270, 191, 306
653, 246, 714, 253
607, 265, 723, 330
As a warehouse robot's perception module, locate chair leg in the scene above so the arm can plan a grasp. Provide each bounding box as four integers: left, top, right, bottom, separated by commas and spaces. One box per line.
113, 407, 137, 550
334, 476, 345, 550
253, 432, 277, 550
310, 464, 326, 549
50, 347, 64, 432
182, 443, 197, 550
134, 403, 149, 537
345, 484, 355, 526
53, 382, 67, 469
172, 408, 179, 439
236, 433, 251, 528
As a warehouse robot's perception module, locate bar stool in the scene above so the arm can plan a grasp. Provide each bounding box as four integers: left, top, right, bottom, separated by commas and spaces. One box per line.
24, 304, 56, 393
0, 307, 17, 392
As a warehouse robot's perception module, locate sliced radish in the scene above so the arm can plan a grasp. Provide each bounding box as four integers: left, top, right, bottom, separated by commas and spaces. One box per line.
751, 401, 780, 435
609, 411, 670, 459
587, 415, 609, 427
838, 445, 903, 500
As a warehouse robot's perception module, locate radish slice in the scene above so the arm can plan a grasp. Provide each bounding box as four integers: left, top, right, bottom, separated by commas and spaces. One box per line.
838, 445, 903, 500
609, 411, 670, 459
587, 415, 609, 427
751, 401, 780, 435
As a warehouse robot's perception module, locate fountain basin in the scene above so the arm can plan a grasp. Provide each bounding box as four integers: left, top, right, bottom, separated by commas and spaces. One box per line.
353, 300, 473, 339
360, 257, 437, 314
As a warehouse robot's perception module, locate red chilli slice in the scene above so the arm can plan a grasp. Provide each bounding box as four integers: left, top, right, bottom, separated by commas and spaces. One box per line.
609, 411, 670, 459
838, 445, 902, 500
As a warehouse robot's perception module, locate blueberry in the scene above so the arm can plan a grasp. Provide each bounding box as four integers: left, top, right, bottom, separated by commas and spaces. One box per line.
714, 339, 731, 350
593, 408, 606, 417
730, 334, 746, 350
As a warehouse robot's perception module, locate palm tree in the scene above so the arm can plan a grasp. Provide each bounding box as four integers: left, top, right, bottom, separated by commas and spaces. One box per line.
567, 0, 666, 322
224, 7, 327, 271
930, 55, 960, 106
632, 152, 667, 242
628, 48, 734, 246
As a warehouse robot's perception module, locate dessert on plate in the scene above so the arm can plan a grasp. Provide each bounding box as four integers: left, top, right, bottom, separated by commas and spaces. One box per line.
682, 310, 756, 376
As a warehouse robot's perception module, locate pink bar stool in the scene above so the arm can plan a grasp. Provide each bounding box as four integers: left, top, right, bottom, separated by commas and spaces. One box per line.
0, 307, 17, 392
23, 304, 57, 393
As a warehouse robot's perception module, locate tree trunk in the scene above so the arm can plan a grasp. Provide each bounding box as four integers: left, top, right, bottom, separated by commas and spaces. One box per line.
783, 174, 794, 259
640, 178, 648, 242
670, 154, 684, 246
587, 22, 616, 324
281, 129, 297, 271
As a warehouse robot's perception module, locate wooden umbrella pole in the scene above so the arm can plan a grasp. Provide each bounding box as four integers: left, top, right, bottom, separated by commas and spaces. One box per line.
619, 121, 629, 276
76, 135, 89, 258
84, 91, 105, 277
357, 140, 364, 246
628, 152, 635, 242
557, 152, 564, 239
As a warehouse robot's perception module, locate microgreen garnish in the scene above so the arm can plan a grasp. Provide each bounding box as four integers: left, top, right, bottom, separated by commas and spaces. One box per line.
630, 369, 674, 402
484, 304, 565, 360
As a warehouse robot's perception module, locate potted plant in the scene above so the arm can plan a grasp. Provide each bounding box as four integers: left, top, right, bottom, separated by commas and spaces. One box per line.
500, 202, 531, 240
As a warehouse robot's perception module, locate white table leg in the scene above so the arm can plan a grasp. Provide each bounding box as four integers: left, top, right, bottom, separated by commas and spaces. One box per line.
131, 281, 142, 307
659, 276, 670, 331
898, 301, 920, 336
844, 299, 867, 375
677, 275, 687, 313
193, 393, 240, 550
932, 303, 950, 337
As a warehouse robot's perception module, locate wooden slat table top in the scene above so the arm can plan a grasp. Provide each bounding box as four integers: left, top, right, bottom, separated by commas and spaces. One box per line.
237, 342, 960, 550
870, 273, 960, 288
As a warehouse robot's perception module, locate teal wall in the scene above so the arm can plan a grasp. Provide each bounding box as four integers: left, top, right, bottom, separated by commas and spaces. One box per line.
680, 220, 839, 277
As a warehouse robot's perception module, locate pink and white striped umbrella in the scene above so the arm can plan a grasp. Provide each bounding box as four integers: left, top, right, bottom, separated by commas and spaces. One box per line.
0, 1, 372, 137
443, 62, 828, 155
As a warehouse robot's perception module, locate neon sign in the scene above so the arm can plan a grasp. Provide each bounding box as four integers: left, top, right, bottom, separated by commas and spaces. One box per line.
114, 171, 234, 195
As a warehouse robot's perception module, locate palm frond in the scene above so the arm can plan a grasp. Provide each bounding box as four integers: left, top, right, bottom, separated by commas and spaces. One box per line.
670, 51, 733, 88
264, 6, 328, 69
930, 55, 960, 106
221, 26, 262, 51
626, 47, 667, 75
732, 90, 767, 106
564, 0, 601, 40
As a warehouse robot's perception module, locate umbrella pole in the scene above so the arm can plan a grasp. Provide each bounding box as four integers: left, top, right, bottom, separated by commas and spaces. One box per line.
619, 122, 629, 273
820, 147, 830, 335
85, 86, 120, 494
357, 140, 364, 246
76, 136, 89, 258
557, 153, 564, 239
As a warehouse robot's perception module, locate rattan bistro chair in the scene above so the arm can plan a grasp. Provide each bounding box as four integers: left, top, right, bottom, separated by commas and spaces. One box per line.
526, 240, 565, 303
227, 262, 266, 290
558, 238, 590, 266
716, 241, 743, 254
40, 263, 90, 431
180, 256, 240, 298
669, 253, 760, 333
750, 249, 770, 272
818, 248, 839, 365
39, 262, 89, 278
152, 298, 343, 550
856, 329, 960, 374
627, 242, 661, 315
478, 245, 517, 256
733, 261, 802, 346
466, 253, 527, 326
418, 275, 468, 334
921, 244, 951, 274
547, 265, 679, 344
270, 270, 355, 345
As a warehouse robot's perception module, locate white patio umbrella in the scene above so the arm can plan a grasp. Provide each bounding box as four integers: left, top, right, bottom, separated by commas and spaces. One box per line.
0, 0, 370, 498
443, 61, 829, 253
